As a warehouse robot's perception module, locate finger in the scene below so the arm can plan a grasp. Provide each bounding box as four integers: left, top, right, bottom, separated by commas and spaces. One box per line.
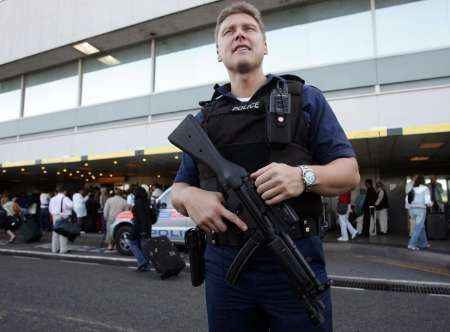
261, 186, 283, 201
210, 216, 228, 232
265, 193, 287, 206
220, 207, 248, 232
256, 178, 278, 195
250, 162, 277, 179
198, 224, 211, 233
254, 169, 277, 187
204, 219, 220, 233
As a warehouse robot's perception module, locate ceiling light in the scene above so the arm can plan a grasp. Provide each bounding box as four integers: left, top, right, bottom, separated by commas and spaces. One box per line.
109, 174, 113, 177
157, 174, 161, 178
142, 158, 147, 162
88, 171, 92, 175
63, 168, 67, 173
85, 179, 89, 182
419, 142, 445, 149
21, 168, 25, 172
113, 160, 118, 165
76, 170, 80, 174
97, 55, 121, 66
69, 173, 73, 176
43, 170, 47, 174
2, 169, 6, 173
99, 173, 103, 177
174, 155, 179, 160
57, 171, 61, 175
91, 175, 96, 180
84, 162, 89, 167
73, 42, 99, 55
410, 156, 430, 161
41, 166, 45, 170
81, 174, 84, 178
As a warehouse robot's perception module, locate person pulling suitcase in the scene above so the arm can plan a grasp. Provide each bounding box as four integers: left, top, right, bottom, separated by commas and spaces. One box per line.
127, 187, 153, 271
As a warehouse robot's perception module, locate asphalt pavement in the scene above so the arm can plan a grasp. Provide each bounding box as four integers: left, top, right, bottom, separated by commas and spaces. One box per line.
0, 255, 449, 332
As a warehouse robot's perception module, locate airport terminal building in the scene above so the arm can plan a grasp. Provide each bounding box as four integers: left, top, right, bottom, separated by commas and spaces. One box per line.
1, 0, 449, 233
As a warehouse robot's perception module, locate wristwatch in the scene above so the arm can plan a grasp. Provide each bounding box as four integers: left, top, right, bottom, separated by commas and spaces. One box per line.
299, 165, 316, 192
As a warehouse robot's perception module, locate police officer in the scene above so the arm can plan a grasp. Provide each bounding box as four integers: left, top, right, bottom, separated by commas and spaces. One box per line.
172, 2, 360, 331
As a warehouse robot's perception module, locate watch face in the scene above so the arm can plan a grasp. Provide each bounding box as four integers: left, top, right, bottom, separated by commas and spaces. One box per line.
305, 171, 316, 186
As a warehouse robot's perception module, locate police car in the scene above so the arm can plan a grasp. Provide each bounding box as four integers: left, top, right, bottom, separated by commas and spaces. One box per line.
111, 187, 195, 256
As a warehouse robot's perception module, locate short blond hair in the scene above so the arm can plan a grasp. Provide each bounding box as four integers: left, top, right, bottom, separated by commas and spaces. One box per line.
215, 1, 266, 43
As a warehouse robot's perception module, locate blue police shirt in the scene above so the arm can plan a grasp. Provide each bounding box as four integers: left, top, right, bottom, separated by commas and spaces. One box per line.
174, 75, 355, 186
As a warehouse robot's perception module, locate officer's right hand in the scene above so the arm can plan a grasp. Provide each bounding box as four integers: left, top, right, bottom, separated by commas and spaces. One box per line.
181, 187, 247, 233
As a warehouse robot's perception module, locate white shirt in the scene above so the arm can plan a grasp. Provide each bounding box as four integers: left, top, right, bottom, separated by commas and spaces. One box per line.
405, 185, 432, 209
151, 188, 163, 199
40, 193, 50, 208
49, 193, 73, 219
72, 193, 88, 218
127, 193, 135, 207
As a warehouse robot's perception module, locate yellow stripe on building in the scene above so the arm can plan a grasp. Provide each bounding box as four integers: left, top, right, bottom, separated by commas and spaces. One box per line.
2, 160, 36, 168
41, 156, 82, 164
87, 151, 135, 161
403, 123, 450, 135
144, 146, 181, 155
346, 130, 383, 140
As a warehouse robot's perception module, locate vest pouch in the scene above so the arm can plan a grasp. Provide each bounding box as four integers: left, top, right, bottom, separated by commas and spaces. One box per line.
267, 88, 291, 144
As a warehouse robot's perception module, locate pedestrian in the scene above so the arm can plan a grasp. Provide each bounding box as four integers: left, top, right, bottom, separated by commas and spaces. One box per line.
362, 179, 378, 237
427, 175, 444, 212
354, 188, 366, 235
405, 174, 418, 237
72, 188, 88, 233
127, 187, 152, 271
171, 2, 360, 331
375, 181, 389, 235
103, 189, 128, 250
126, 187, 135, 209
1, 195, 21, 243
151, 183, 163, 200
85, 192, 100, 233
407, 175, 432, 250
39, 189, 51, 231
49, 187, 73, 254
336, 191, 358, 242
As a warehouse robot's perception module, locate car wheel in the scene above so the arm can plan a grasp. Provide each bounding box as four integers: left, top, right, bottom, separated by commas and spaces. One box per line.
115, 225, 133, 256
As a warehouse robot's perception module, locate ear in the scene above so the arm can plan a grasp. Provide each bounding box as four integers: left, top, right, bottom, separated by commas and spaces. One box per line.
216, 44, 222, 62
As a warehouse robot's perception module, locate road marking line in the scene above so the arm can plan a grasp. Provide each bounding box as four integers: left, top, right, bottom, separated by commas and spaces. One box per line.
429, 294, 450, 298
13, 256, 40, 260
60, 260, 99, 266
348, 254, 450, 278
331, 286, 365, 291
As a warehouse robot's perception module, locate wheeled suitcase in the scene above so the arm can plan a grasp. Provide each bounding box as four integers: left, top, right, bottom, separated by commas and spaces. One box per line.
143, 236, 186, 279
19, 219, 42, 242
426, 212, 449, 240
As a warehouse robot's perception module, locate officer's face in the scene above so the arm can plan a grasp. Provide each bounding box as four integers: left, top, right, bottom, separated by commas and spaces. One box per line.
216, 13, 267, 74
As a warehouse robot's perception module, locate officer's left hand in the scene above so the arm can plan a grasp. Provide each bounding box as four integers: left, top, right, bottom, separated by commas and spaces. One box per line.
250, 162, 304, 205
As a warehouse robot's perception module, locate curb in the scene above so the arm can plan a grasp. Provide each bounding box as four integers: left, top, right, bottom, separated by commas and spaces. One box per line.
0, 248, 136, 266
324, 242, 450, 270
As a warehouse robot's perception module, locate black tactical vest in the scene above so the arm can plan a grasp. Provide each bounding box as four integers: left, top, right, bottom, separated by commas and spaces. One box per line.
198, 75, 322, 219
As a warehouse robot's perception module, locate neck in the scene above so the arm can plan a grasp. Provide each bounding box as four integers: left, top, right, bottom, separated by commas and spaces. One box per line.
228, 67, 267, 98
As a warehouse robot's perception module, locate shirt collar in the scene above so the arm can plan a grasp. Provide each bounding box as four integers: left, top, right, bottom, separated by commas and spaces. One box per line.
213, 74, 278, 100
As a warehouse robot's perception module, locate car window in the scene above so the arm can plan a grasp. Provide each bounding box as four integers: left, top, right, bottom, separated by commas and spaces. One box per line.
158, 189, 173, 209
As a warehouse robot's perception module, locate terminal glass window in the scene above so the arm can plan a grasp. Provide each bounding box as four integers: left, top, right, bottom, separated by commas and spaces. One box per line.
82, 43, 151, 106
376, 0, 450, 56
24, 63, 78, 117
155, 29, 228, 92
263, 0, 374, 73
0, 77, 21, 122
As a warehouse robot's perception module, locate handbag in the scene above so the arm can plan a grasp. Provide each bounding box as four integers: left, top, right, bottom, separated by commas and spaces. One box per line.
53, 197, 80, 242
337, 202, 348, 215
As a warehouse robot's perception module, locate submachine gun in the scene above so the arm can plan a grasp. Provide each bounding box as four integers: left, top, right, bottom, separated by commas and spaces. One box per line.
168, 115, 327, 326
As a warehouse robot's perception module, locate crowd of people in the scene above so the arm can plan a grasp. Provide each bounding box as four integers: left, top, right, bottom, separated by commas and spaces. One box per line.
0, 183, 164, 263
335, 174, 445, 250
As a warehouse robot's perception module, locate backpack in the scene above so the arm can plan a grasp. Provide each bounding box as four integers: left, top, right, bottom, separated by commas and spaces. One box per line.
407, 189, 415, 204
